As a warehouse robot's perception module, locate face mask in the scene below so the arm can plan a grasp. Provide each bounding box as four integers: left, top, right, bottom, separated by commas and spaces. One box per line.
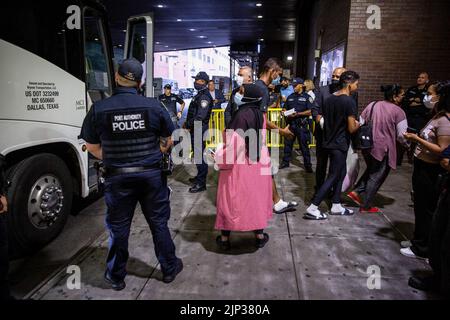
271, 76, 281, 86
423, 95, 437, 109
236, 76, 244, 87
234, 92, 245, 107
194, 82, 206, 91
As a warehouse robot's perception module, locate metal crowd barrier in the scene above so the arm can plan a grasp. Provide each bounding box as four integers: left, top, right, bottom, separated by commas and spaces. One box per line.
206, 109, 225, 149
205, 108, 316, 149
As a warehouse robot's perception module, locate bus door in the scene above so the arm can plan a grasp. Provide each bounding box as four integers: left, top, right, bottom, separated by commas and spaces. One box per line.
82, 6, 114, 188
124, 14, 154, 98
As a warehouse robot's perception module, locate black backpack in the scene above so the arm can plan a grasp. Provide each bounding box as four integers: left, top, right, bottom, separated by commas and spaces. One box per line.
355, 101, 378, 150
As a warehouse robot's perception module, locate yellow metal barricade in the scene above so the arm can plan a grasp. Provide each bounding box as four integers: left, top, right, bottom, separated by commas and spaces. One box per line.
206, 109, 225, 148
266, 108, 284, 148
206, 108, 316, 149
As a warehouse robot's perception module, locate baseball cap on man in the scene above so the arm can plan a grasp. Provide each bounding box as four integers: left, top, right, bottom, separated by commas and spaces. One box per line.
242, 83, 264, 102
292, 78, 304, 86
192, 71, 210, 82
118, 58, 143, 82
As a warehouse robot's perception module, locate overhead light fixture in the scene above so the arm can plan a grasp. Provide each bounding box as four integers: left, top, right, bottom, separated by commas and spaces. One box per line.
176, 19, 182, 22
156, 4, 164, 8
189, 28, 197, 31
259, 38, 264, 41
207, 41, 213, 44
165, 45, 169, 48
257, 15, 263, 19
287, 56, 293, 61
256, 3, 262, 7
198, 35, 207, 39
122, 29, 126, 33
156, 42, 160, 44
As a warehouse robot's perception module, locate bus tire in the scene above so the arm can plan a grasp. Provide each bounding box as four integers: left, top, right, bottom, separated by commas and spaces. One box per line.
7, 153, 73, 255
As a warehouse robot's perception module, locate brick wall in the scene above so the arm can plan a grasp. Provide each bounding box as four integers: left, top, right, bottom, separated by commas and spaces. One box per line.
346, 0, 450, 109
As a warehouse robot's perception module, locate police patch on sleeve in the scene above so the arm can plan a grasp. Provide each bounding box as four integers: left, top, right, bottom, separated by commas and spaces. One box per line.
201, 100, 209, 108
110, 111, 148, 134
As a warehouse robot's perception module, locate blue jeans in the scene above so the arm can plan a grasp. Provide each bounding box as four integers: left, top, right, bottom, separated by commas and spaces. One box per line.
104, 169, 178, 280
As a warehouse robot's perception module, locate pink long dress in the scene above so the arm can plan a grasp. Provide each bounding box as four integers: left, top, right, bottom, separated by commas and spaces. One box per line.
215, 115, 273, 231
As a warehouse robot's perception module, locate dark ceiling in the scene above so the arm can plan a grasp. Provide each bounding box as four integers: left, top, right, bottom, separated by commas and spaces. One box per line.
102, 0, 299, 52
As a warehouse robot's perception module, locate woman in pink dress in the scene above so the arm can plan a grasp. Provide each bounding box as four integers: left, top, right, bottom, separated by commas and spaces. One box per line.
214, 84, 273, 250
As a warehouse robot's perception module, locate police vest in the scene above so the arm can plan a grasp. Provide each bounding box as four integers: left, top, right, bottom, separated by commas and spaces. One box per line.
97, 107, 159, 167
190, 91, 213, 127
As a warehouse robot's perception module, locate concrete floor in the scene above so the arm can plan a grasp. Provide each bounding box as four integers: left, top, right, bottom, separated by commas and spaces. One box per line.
15, 152, 440, 300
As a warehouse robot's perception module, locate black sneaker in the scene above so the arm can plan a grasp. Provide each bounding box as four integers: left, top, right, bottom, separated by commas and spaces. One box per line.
279, 163, 290, 170
216, 235, 231, 251
189, 184, 206, 193
255, 233, 270, 249
163, 259, 184, 284
104, 271, 126, 291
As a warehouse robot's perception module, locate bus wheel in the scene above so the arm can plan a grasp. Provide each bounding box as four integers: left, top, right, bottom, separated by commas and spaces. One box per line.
7, 153, 73, 256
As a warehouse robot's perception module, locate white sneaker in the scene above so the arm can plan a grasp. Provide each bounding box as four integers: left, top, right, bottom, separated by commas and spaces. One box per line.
400, 247, 427, 260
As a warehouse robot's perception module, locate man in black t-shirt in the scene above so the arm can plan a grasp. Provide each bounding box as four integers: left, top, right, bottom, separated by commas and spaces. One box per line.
305, 71, 361, 221
256, 58, 298, 215
321, 94, 357, 152
312, 67, 359, 196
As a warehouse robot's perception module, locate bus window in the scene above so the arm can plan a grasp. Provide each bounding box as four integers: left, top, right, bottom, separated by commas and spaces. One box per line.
128, 23, 147, 64
84, 10, 112, 102
0, 1, 84, 81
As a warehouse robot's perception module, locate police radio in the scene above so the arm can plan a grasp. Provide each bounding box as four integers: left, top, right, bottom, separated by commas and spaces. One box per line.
161, 153, 174, 176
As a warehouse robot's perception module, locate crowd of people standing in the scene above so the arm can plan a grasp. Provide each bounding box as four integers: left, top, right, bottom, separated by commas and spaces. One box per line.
215, 61, 450, 297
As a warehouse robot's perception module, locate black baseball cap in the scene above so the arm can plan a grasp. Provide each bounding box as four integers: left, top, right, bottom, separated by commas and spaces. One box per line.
164, 84, 172, 89
242, 83, 263, 102
118, 58, 143, 82
292, 77, 305, 86
192, 71, 210, 82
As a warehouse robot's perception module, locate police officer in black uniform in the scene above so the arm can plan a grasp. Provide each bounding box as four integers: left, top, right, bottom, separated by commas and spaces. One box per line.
399, 72, 431, 163
403, 72, 431, 132
80, 59, 182, 291
185, 72, 213, 193
280, 78, 313, 172
158, 84, 185, 129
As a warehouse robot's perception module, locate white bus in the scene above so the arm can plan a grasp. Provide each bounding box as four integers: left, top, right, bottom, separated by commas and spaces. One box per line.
0, 0, 153, 254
